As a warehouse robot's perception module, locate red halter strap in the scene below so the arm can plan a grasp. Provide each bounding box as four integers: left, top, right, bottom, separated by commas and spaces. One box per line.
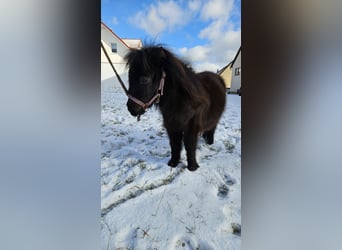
128, 70, 166, 111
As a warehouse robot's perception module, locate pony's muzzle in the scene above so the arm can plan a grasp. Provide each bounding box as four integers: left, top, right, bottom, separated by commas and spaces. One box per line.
127, 99, 145, 117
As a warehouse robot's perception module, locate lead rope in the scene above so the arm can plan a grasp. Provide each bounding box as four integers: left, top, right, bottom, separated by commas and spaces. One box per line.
144, 180, 168, 239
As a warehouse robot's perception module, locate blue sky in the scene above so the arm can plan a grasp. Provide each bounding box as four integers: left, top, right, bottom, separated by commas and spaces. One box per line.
101, 0, 241, 72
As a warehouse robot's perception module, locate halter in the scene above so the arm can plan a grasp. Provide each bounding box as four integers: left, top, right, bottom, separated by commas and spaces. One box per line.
128, 71, 166, 110
128, 70, 165, 121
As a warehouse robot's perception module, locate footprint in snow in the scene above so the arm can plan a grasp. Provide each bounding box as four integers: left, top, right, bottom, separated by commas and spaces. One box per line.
223, 174, 236, 186
217, 184, 229, 198
217, 174, 236, 198
171, 235, 214, 250
231, 223, 241, 236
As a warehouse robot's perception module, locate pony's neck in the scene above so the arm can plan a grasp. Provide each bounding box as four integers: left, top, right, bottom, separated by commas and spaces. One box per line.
158, 77, 181, 109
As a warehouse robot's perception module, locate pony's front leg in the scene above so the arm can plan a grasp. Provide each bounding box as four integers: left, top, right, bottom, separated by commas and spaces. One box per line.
184, 127, 200, 171
166, 130, 183, 167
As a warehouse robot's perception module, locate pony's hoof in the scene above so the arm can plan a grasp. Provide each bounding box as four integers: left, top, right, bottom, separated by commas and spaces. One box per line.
203, 133, 214, 145
168, 159, 179, 168
187, 163, 200, 172
205, 137, 214, 145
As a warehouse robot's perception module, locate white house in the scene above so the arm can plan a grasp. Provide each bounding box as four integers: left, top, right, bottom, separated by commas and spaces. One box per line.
230, 46, 241, 95
101, 22, 142, 92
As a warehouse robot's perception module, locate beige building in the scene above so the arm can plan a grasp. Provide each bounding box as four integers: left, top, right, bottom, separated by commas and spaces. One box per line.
230, 47, 241, 94
217, 62, 233, 89
101, 21, 142, 92
218, 46, 241, 94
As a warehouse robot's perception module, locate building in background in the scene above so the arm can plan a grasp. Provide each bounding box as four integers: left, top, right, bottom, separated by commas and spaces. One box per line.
101, 21, 142, 92
217, 46, 241, 95
230, 47, 241, 95
217, 61, 233, 90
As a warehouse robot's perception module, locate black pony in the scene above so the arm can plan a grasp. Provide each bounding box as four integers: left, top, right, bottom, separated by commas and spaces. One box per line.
125, 45, 226, 171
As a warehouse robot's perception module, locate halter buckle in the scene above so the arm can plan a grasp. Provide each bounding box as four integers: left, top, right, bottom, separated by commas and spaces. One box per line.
155, 94, 161, 104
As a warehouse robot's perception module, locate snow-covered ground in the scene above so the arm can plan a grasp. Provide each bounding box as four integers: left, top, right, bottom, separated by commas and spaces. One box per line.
101, 86, 241, 250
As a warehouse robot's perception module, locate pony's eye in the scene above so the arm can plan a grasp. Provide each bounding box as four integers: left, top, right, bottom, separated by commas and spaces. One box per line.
140, 76, 150, 85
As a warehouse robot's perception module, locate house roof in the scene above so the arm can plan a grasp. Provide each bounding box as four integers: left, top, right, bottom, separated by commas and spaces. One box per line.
101, 21, 142, 49
217, 46, 241, 74
231, 46, 241, 67
122, 39, 142, 49
217, 61, 233, 75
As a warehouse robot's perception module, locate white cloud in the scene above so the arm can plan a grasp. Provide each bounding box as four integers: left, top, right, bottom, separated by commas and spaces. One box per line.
179, 0, 241, 72
158, 1, 185, 27
180, 45, 222, 72
129, 6, 165, 37
194, 62, 222, 73
129, 1, 192, 37
188, 0, 202, 12
185, 29, 240, 72
179, 35, 239, 73
111, 16, 119, 25
211, 30, 241, 58
199, 19, 226, 40
128, 0, 241, 72
200, 0, 234, 20
180, 45, 210, 62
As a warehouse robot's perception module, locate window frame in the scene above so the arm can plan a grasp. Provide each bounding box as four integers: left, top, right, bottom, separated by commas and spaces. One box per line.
111, 43, 117, 53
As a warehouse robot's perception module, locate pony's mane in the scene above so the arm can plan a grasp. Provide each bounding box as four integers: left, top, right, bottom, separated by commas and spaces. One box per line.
125, 44, 209, 110
125, 43, 166, 71
158, 47, 208, 107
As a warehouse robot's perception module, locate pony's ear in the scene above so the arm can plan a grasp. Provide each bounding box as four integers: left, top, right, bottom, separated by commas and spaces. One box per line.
158, 47, 167, 66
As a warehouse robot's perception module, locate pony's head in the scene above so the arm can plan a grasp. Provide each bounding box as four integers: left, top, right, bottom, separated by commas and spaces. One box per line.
124, 46, 166, 117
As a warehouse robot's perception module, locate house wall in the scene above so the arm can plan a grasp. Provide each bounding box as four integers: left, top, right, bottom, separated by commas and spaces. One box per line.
101, 63, 128, 92
101, 25, 131, 92
220, 66, 232, 89
230, 50, 241, 93
101, 26, 129, 65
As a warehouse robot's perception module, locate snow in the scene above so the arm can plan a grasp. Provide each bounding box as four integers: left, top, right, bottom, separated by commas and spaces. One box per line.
101, 86, 241, 250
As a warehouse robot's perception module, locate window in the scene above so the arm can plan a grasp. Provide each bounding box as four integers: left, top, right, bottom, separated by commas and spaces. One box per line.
111, 43, 117, 53
234, 67, 241, 75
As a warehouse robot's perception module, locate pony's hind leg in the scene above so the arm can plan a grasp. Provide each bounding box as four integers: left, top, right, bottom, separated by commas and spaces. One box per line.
203, 126, 217, 145
167, 130, 183, 167
184, 127, 200, 171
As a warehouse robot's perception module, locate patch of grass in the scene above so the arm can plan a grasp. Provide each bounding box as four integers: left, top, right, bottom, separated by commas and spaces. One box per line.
223, 140, 235, 153
186, 226, 195, 234
119, 131, 128, 136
